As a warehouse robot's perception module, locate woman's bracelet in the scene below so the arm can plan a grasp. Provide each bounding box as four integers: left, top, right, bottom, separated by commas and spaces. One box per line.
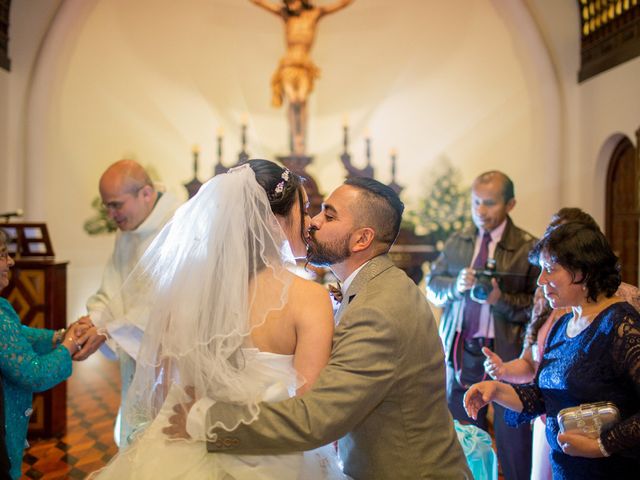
53, 328, 67, 345
597, 437, 610, 457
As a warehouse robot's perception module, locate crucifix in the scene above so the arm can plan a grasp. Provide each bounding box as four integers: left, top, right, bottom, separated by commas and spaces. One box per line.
250, 0, 354, 156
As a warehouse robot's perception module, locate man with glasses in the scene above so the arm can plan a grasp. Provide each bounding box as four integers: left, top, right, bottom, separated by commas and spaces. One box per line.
75, 159, 180, 448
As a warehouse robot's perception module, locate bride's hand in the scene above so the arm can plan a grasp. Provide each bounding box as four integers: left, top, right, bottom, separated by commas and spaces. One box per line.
163, 386, 195, 439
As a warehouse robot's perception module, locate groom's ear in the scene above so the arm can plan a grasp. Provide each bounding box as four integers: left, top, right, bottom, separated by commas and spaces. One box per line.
351, 227, 376, 253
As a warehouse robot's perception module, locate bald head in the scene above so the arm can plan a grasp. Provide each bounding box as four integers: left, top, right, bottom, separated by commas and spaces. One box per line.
99, 160, 157, 231
99, 159, 153, 194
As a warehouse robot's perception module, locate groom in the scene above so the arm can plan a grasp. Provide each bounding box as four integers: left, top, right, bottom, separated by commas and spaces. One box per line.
166, 177, 470, 479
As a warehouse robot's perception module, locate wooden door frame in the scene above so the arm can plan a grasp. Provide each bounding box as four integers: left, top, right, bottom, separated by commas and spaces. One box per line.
605, 130, 640, 286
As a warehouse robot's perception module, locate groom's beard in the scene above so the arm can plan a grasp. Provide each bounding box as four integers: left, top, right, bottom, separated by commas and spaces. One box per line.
306, 230, 351, 267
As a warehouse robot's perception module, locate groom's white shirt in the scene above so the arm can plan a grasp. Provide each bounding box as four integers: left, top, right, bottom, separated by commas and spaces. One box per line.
186, 262, 370, 440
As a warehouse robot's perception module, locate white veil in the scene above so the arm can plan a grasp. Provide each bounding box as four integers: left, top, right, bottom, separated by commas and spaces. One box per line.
110, 163, 296, 442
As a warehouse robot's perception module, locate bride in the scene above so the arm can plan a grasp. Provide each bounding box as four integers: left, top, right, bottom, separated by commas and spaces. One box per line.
91, 160, 349, 479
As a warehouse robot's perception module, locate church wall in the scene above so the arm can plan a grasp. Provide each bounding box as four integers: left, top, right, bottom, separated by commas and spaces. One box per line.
575, 58, 640, 224
21, 0, 560, 317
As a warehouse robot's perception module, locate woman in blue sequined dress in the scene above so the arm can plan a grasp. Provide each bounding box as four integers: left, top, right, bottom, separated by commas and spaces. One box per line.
464, 222, 640, 479
0, 230, 86, 479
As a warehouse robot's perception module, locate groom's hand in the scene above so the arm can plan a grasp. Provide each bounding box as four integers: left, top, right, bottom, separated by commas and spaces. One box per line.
163, 386, 195, 439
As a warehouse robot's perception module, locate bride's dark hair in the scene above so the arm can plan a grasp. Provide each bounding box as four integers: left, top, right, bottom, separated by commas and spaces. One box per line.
247, 159, 307, 241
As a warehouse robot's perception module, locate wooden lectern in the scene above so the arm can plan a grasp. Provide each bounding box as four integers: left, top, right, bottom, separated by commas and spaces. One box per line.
0, 223, 68, 438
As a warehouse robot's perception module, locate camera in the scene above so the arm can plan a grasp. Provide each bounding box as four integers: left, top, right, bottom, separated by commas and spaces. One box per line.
471, 259, 497, 302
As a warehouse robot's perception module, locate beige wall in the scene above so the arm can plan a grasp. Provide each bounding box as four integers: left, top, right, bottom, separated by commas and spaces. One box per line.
11, 0, 634, 319
0, 0, 64, 213
576, 58, 640, 224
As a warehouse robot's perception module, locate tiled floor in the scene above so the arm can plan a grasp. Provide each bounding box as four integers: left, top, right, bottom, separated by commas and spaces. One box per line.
21, 354, 120, 479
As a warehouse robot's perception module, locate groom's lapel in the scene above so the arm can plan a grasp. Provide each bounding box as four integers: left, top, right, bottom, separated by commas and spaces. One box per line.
334, 254, 394, 325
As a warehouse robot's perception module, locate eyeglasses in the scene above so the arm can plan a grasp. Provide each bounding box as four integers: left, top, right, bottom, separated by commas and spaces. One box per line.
0, 251, 11, 262
102, 186, 145, 212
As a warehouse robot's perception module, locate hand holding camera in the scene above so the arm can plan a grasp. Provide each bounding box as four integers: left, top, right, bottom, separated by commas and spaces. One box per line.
455, 268, 476, 294
456, 259, 504, 304
471, 260, 503, 305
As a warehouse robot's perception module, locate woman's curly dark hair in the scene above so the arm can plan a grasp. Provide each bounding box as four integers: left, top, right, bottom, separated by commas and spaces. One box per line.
528, 222, 621, 302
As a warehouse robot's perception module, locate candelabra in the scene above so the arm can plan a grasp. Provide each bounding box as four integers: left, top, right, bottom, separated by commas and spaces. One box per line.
183, 147, 203, 199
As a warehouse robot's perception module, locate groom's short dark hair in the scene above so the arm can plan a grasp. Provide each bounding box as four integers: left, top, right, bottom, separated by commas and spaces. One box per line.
345, 177, 404, 250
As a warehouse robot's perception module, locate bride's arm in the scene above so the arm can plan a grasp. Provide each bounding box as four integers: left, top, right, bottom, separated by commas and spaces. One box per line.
291, 279, 334, 395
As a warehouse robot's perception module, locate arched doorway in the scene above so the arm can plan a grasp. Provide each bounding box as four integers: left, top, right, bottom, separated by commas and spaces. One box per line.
605, 133, 639, 286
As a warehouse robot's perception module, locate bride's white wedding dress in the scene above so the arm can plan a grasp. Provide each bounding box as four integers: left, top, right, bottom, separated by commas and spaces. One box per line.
92, 349, 350, 480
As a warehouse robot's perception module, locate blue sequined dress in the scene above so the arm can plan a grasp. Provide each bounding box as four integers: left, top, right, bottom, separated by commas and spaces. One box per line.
0, 298, 72, 479
505, 301, 640, 479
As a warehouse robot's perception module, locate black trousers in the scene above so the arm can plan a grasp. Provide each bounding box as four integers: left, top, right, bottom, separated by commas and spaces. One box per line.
446, 337, 532, 480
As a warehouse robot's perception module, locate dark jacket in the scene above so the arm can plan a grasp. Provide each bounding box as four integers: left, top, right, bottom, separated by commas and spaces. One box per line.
427, 216, 539, 363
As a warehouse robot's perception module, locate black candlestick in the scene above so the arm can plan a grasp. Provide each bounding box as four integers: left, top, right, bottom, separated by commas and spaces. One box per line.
193, 149, 199, 176
365, 137, 371, 167
343, 125, 349, 153
241, 124, 247, 150
238, 124, 249, 164
184, 148, 203, 199
391, 151, 397, 181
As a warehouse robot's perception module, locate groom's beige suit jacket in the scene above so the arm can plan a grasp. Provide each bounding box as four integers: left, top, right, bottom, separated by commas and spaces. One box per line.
206, 255, 470, 479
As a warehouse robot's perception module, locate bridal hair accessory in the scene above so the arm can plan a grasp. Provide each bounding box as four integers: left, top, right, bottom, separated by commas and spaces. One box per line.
269, 168, 291, 200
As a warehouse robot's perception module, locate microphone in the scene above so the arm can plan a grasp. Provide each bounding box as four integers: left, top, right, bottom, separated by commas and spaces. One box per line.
0, 209, 23, 221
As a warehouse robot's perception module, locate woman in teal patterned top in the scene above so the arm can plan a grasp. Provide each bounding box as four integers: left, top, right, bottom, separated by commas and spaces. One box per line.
0, 230, 86, 479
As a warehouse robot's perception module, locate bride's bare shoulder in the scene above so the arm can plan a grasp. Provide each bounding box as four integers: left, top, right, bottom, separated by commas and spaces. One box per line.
289, 274, 331, 302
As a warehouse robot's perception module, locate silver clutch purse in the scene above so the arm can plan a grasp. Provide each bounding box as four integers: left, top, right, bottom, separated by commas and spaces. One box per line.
557, 402, 620, 438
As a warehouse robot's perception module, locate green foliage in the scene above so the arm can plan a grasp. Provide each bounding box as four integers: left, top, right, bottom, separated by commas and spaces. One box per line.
406, 162, 472, 247
83, 196, 117, 235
